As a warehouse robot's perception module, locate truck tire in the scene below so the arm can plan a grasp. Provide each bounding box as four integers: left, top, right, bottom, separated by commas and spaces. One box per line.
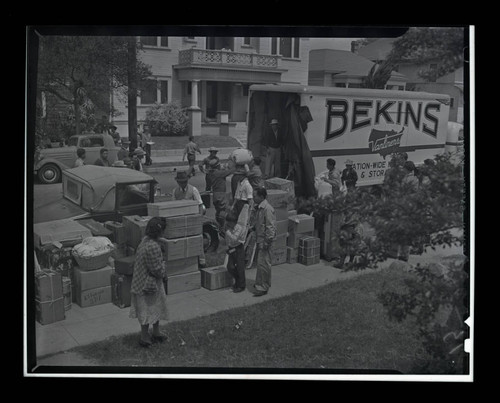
38, 163, 61, 184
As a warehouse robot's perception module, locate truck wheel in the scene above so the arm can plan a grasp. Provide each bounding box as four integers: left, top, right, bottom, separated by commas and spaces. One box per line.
202, 222, 220, 253
38, 163, 61, 184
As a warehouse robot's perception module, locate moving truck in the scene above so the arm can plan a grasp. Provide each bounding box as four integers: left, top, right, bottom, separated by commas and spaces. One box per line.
247, 84, 452, 191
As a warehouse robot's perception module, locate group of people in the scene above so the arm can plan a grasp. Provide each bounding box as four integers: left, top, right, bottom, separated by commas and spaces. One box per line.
317, 158, 359, 197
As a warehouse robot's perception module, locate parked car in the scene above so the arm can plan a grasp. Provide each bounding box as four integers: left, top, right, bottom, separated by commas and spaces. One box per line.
34, 132, 120, 184
34, 165, 221, 252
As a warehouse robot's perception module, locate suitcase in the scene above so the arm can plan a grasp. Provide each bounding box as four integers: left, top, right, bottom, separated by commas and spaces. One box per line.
114, 255, 136, 276
201, 266, 233, 290
111, 272, 132, 308
104, 221, 127, 245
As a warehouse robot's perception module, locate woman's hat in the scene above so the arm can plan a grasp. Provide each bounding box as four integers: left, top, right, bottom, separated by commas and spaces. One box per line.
175, 171, 189, 182
133, 147, 145, 156
345, 159, 354, 166
270, 119, 279, 125
112, 160, 127, 167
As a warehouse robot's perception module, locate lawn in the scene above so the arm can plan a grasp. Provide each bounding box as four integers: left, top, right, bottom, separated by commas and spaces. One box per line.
73, 265, 447, 374
151, 135, 242, 150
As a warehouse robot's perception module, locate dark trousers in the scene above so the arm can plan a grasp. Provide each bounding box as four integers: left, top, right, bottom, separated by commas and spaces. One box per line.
227, 243, 246, 289
144, 143, 152, 165
187, 154, 196, 177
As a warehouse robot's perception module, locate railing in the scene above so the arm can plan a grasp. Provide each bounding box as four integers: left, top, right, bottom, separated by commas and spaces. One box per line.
178, 49, 280, 68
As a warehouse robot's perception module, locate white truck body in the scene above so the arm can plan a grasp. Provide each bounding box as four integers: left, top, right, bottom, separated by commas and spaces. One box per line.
248, 84, 451, 187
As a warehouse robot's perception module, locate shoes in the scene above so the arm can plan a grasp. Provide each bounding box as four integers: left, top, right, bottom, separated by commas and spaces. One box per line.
253, 290, 268, 297
152, 334, 167, 343
139, 339, 152, 348
232, 287, 245, 293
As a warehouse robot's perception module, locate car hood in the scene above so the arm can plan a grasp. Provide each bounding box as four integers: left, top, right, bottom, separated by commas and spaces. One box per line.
33, 197, 90, 224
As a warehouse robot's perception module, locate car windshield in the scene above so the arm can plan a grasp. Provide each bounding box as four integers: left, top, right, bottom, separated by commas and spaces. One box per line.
117, 182, 152, 208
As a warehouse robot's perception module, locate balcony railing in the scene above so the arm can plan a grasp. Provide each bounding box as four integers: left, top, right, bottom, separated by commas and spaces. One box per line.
178, 49, 281, 69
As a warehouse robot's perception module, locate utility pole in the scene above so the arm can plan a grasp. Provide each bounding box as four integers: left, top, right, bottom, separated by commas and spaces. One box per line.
127, 36, 138, 152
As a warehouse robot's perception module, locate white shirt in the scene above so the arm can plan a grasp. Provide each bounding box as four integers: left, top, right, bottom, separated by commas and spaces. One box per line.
234, 177, 253, 201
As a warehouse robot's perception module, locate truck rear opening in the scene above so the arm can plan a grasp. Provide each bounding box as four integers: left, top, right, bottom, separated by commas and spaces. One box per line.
247, 84, 451, 190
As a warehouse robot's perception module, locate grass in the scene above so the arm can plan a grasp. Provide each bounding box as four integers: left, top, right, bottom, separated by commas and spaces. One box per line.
151, 135, 242, 150
73, 266, 442, 373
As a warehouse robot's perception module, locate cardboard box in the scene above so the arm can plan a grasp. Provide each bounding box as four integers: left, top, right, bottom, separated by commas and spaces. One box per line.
76, 286, 112, 308
299, 236, 321, 249
165, 271, 201, 295
275, 207, 289, 221
286, 247, 298, 264
164, 235, 203, 261
114, 255, 136, 276
265, 189, 289, 209
287, 231, 314, 248
271, 246, 287, 266
264, 178, 295, 204
35, 271, 65, 325
122, 215, 152, 249
74, 265, 113, 292
111, 272, 132, 308
162, 214, 203, 239
298, 255, 321, 266
34, 219, 92, 250
105, 221, 127, 245
77, 219, 113, 240
276, 219, 289, 235
147, 200, 199, 218
201, 266, 233, 290
288, 214, 315, 234
287, 209, 298, 217
299, 245, 321, 258
274, 232, 289, 249
166, 256, 199, 276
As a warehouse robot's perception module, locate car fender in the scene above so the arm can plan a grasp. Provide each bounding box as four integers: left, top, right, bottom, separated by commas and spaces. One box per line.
35, 157, 70, 172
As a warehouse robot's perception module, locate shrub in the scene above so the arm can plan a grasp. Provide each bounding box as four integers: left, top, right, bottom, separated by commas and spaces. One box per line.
144, 102, 189, 136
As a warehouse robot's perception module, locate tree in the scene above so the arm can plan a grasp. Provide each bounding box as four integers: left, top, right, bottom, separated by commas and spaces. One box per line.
388, 27, 465, 82
362, 59, 395, 89
37, 36, 151, 138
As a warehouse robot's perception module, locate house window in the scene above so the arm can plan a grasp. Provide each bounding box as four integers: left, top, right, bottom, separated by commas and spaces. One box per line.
140, 79, 169, 105
243, 37, 251, 46
271, 37, 300, 58
140, 36, 157, 47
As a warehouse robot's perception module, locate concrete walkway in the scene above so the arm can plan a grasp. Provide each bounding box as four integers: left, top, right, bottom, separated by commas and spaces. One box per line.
33, 243, 464, 367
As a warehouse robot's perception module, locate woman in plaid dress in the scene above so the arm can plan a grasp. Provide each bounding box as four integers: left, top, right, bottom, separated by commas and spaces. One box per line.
129, 217, 168, 347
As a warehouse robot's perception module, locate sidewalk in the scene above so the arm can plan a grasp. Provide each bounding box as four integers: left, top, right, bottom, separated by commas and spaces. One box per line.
34, 243, 464, 367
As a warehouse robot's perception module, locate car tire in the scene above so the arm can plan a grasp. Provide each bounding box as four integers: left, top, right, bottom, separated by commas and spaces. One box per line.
202, 222, 220, 253
38, 163, 61, 184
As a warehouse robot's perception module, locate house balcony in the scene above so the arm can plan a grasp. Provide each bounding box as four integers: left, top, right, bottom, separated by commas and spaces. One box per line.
174, 49, 287, 83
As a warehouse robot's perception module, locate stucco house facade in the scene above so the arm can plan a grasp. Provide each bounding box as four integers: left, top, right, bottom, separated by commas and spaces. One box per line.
111, 36, 311, 142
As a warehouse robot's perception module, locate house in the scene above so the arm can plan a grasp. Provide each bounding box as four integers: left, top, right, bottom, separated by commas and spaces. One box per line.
308, 48, 407, 90
111, 36, 311, 143
356, 38, 464, 123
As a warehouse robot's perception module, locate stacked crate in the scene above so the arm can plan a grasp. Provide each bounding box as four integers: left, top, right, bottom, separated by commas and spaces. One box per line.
35, 270, 65, 325
147, 200, 203, 295
201, 266, 233, 291
287, 214, 315, 265
298, 236, 321, 266
264, 178, 297, 266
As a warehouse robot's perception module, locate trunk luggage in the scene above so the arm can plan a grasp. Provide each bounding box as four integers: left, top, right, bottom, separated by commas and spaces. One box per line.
111, 272, 132, 308
201, 266, 233, 290
122, 215, 152, 249
114, 255, 136, 276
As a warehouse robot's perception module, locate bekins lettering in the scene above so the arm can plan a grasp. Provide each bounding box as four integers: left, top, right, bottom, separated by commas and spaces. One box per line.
325, 99, 441, 141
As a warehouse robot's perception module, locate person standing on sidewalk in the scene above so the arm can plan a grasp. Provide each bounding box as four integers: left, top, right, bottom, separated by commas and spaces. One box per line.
252, 187, 276, 297
129, 217, 168, 348
225, 204, 250, 293
264, 119, 283, 178
233, 165, 254, 217
199, 147, 220, 191
141, 125, 154, 166
182, 136, 201, 177
170, 171, 207, 268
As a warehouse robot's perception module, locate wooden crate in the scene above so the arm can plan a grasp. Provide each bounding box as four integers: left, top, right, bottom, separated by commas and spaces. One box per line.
265, 189, 289, 209
299, 245, 321, 258
162, 214, 203, 239
165, 271, 201, 295
122, 215, 152, 249
147, 200, 199, 218
201, 266, 233, 290
166, 256, 199, 276
298, 255, 320, 266
298, 236, 321, 249
287, 231, 314, 248
164, 235, 203, 261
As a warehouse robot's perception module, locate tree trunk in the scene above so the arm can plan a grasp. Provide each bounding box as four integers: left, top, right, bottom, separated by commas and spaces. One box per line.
74, 98, 81, 135
127, 37, 138, 152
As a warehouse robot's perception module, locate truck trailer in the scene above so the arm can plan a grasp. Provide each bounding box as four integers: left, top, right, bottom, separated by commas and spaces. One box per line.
247, 84, 452, 196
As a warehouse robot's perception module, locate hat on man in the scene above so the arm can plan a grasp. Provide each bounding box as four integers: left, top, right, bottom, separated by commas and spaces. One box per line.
270, 119, 279, 125
208, 147, 219, 152
133, 147, 145, 157
175, 171, 189, 182
121, 138, 130, 145
112, 160, 127, 168
345, 159, 354, 166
